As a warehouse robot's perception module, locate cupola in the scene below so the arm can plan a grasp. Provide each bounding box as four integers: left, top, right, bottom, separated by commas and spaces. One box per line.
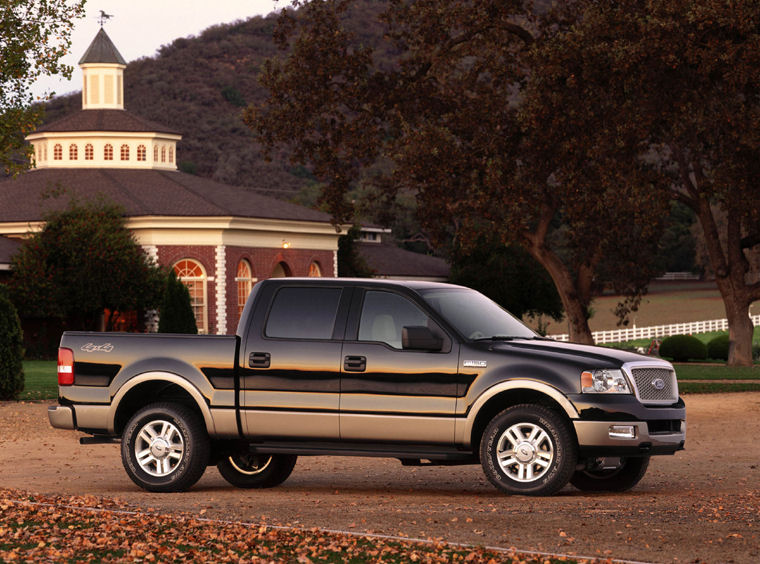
79, 28, 127, 110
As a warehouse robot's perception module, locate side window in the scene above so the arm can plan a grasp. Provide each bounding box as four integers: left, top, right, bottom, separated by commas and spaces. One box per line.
358, 291, 432, 349
265, 287, 341, 340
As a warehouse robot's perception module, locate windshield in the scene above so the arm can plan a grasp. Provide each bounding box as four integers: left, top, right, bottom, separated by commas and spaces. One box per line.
418, 288, 536, 341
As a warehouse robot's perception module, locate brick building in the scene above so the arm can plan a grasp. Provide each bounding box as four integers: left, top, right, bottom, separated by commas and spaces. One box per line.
0, 28, 343, 334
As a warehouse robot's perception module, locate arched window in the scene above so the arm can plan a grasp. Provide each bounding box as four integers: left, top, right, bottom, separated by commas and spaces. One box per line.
104, 144, 113, 160
308, 262, 322, 278
85, 144, 94, 160
161, 146, 166, 163
137, 145, 146, 161
271, 262, 292, 278
236, 260, 256, 317
69, 144, 78, 160
173, 259, 207, 334
153, 146, 159, 161
168, 146, 174, 163
53, 144, 62, 160
120, 144, 129, 161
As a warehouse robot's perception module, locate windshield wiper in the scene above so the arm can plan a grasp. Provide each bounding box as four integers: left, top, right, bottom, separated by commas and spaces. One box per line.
473, 335, 522, 342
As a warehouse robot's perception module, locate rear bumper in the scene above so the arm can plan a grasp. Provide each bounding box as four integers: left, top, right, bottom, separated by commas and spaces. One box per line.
574, 419, 686, 456
47, 405, 75, 430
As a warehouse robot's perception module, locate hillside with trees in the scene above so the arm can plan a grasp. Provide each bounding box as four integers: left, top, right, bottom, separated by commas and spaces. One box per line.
42, 3, 391, 198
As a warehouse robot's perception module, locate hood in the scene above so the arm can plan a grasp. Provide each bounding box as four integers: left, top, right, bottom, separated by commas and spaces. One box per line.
487, 338, 661, 370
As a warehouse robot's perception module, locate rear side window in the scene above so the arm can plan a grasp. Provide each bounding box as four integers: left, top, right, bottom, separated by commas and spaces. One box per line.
265, 287, 342, 340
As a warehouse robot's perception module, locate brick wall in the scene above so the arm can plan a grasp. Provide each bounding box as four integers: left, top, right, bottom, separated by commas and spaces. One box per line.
156, 245, 335, 334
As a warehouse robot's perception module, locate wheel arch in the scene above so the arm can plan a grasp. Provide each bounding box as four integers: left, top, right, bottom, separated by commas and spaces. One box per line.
110, 372, 214, 436
463, 380, 579, 452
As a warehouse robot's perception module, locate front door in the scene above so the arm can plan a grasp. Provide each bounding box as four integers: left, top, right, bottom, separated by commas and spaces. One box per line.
340, 288, 460, 444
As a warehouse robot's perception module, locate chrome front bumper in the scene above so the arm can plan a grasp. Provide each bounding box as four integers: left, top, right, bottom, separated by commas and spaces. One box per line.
574, 419, 686, 455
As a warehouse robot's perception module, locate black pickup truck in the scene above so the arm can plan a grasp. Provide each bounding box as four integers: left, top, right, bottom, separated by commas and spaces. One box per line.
49, 278, 685, 495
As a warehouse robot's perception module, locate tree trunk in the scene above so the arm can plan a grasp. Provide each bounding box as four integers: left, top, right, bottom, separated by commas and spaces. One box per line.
689, 192, 756, 366
723, 298, 755, 366
524, 240, 595, 345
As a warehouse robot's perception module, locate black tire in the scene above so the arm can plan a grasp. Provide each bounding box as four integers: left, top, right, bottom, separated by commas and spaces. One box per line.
480, 404, 577, 496
218, 452, 297, 488
121, 402, 210, 492
571, 456, 650, 492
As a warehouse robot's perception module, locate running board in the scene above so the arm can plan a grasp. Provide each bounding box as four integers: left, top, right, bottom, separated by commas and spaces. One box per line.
245, 441, 477, 464
80, 435, 120, 445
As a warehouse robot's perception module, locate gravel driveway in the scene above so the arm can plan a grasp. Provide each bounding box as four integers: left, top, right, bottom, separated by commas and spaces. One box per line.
1, 393, 758, 563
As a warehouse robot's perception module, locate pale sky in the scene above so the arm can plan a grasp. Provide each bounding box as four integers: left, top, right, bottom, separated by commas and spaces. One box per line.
33, 0, 282, 99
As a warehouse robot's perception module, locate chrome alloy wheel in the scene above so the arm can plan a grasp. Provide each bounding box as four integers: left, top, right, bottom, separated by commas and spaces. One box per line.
228, 454, 273, 476
496, 422, 555, 482
134, 419, 185, 477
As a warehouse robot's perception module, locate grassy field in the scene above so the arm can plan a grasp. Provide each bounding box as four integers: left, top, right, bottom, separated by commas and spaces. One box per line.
20, 360, 58, 400
17, 359, 759, 400
535, 280, 760, 334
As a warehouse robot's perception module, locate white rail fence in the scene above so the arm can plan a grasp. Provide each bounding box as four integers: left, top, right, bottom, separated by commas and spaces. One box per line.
548, 314, 760, 344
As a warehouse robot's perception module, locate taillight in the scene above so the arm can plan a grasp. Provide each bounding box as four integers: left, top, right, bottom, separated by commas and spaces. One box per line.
58, 348, 75, 386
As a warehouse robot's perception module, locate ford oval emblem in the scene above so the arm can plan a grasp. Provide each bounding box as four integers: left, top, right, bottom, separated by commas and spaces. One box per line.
651, 378, 666, 391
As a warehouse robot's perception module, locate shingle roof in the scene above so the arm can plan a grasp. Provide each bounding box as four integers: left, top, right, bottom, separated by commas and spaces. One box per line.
0, 236, 21, 264
78, 28, 127, 65
34, 109, 180, 135
0, 169, 333, 224
358, 242, 449, 279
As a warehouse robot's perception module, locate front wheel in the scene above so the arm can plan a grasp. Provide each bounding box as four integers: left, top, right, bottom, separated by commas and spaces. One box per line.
218, 452, 297, 488
571, 456, 650, 492
121, 402, 209, 492
480, 404, 577, 496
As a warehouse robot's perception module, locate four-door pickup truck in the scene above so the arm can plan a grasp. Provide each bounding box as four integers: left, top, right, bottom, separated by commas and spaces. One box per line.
49, 278, 685, 495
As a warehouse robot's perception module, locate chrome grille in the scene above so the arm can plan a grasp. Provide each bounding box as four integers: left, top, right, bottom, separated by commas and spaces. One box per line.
630, 367, 678, 404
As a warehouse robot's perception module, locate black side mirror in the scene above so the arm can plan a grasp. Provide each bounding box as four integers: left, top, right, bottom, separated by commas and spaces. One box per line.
402, 326, 443, 351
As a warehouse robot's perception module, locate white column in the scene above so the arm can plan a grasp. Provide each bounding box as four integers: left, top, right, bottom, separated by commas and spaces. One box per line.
215, 245, 227, 335
333, 249, 339, 277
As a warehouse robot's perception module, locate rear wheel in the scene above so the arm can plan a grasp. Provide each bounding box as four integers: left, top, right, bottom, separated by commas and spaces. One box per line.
218, 452, 297, 488
121, 402, 209, 492
480, 404, 577, 496
571, 456, 650, 492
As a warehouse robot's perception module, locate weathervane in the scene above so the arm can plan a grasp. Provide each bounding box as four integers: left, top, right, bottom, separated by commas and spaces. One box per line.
97, 10, 114, 27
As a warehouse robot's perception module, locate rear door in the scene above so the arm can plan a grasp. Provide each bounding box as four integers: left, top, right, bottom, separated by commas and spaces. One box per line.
339, 288, 460, 444
240, 283, 350, 440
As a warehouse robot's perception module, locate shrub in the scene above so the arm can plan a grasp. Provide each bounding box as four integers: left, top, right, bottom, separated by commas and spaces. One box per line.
158, 271, 198, 334
706, 334, 730, 361
0, 287, 25, 400
659, 334, 707, 363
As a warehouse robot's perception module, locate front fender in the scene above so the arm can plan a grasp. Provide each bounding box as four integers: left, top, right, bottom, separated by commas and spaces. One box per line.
457, 379, 579, 446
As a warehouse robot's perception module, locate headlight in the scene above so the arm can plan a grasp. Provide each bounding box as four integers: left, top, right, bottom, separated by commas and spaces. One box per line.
581, 369, 632, 394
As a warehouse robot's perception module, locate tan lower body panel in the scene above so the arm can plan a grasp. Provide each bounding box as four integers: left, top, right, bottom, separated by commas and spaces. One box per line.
340, 413, 455, 444
73, 405, 110, 431
243, 410, 339, 439
209, 408, 239, 438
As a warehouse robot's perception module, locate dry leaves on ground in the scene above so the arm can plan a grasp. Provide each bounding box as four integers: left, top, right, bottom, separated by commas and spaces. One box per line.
0, 489, 609, 563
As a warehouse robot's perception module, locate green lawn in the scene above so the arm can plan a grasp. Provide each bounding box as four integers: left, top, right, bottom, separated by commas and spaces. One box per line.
19, 361, 57, 401
674, 364, 760, 380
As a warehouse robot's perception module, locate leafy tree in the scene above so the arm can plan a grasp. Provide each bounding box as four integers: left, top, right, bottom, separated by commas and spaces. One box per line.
0, 285, 24, 400
247, 0, 665, 344
8, 199, 164, 331
449, 238, 563, 323
337, 226, 374, 277
521, 0, 760, 364
0, 0, 85, 175
158, 270, 198, 334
